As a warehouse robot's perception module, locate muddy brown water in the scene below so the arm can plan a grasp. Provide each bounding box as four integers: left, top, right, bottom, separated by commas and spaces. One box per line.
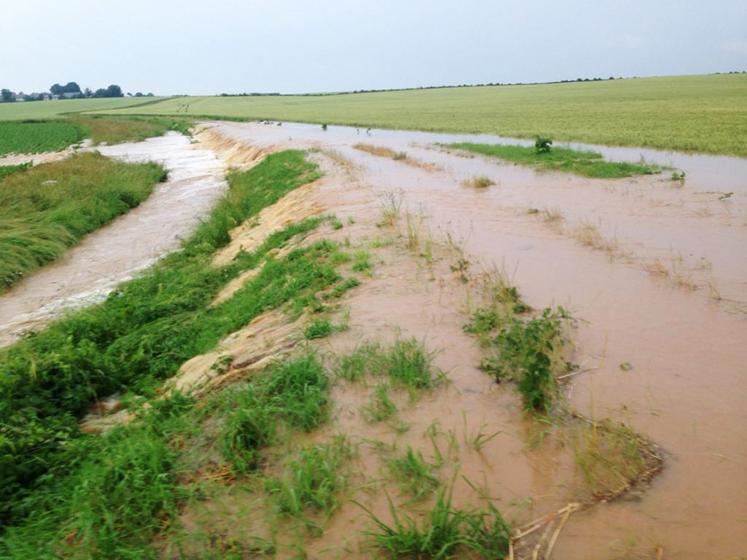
192, 121, 746, 559
0, 132, 226, 347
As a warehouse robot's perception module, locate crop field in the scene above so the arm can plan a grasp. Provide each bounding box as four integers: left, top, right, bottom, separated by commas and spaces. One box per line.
0, 153, 165, 290
99, 74, 747, 157
0, 121, 84, 155
0, 96, 162, 121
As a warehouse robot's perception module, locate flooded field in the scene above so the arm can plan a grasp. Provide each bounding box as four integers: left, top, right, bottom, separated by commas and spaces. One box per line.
192, 121, 747, 559
0, 119, 744, 559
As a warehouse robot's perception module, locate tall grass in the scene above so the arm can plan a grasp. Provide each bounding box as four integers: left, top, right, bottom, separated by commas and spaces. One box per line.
0, 152, 166, 290
0, 151, 343, 529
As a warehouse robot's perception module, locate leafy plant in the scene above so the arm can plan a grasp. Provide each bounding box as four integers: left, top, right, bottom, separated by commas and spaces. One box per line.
535, 136, 553, 153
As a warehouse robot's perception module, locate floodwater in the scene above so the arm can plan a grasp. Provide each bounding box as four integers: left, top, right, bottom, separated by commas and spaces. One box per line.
198, 121, 747, 559
0, 132, 226, 347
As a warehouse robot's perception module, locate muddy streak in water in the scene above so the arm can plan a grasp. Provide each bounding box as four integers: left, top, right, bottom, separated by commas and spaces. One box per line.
203, 122, 747, 559
0, 132, 226, 347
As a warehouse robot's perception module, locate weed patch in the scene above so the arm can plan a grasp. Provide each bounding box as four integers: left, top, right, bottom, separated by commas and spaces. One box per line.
362, 484, 510, 559
266, 435, 353, 521
386, 447, 440, 501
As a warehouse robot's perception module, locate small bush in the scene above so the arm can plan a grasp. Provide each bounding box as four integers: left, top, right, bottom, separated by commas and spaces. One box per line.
535, 136, 553, 154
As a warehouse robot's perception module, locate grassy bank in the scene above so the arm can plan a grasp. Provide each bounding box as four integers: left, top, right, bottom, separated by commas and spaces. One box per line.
0, 152, 166, 291
0, 150, 364, 544
97, 74, 747, 157
450, 142, 660, 178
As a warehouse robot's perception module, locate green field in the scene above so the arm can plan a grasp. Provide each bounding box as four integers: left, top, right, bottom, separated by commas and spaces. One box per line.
0, 121, 84, 156
0, 97, 162, 121
97, 74, 747, 157
0, 153, 165, 290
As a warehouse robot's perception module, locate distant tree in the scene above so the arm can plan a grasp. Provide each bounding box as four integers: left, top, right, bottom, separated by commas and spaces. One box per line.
50, 83, 63, 95
93, 88, 108, 98
105, 84, 123, 97
63, 82, 81, 94
83, 87, 93, 97
1, 89, 14, 102
134, 92, 143, 97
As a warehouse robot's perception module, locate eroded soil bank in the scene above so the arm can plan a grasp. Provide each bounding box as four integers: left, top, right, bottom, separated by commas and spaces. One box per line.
191, 121, 747, 559
0, 133, 227, 347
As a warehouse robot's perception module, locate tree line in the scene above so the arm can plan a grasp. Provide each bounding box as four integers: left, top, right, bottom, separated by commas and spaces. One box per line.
0, 82, 155, 102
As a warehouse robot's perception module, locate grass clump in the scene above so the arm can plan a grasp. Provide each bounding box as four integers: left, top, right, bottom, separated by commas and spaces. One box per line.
304, 318, 334, 339
465, 272, 569, 413
361, 382, 398, 423
221, 353, 330, 472
363, 484, 510, 559
386, 447, 440, 501
352, 249, 373, 273
0, 152, 166, 290
0, 120, 83, 155
463, 175, 495, 188
335, 339, 443, 391
266, 436, 353, 520
571, 419, 661, 501
484, 308, 570, 413
450, 142, 660, 178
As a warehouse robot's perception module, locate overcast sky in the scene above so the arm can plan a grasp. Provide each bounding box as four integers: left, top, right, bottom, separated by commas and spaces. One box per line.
2, 0, 746, 95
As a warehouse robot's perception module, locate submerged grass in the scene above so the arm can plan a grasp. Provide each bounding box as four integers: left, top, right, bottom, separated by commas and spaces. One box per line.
266, 435, 353, 521
449, 142, 660, 178
0, 150, 343, 543
362, 483, 510, 559
0, 152, 166, 290
336, 339, 444, 391
386, 447, 440, 501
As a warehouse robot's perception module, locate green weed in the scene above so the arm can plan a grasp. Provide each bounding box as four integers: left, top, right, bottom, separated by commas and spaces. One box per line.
386, 447, 440, 501
362, 484, 510, 559
266, 436, 353, 519
361, 382, 398, 423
